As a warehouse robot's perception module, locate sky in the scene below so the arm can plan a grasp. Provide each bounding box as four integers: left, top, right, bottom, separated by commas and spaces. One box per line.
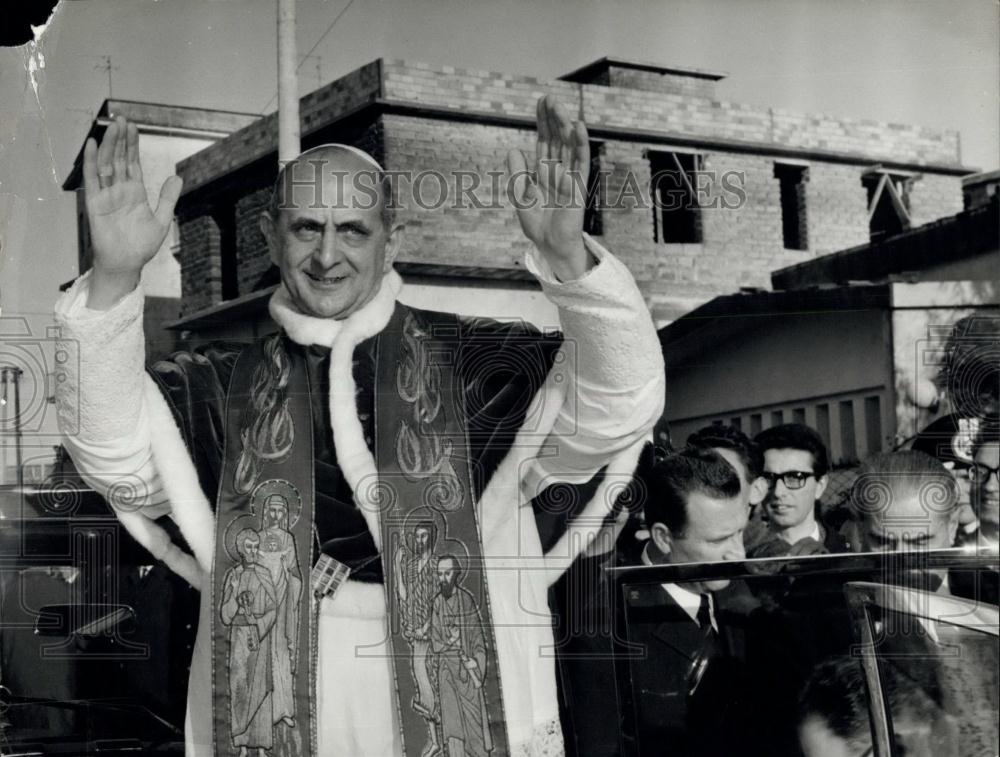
0, 0, 997, 321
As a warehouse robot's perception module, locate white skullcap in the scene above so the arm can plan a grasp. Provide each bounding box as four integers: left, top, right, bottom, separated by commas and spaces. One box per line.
270, 144, 388, 216
292, 143, 384, 173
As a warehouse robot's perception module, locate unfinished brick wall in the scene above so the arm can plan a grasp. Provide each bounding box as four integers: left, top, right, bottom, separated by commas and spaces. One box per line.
381, 110, 964, 319
177, 213, 221, 315
235, 188, 272, 296
567, 142, 909, 317
909, 174, 965, 227
382, 114, 534, 272
605, 67, 719, 99
173, 58, 968, 323
804, 163, 871, 256
600, 139, 655, 282
699, 152, 785, 286
380, 60, 962, 167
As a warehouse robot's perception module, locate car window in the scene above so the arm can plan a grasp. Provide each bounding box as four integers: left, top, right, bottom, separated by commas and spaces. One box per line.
847, 581, 999, 757
605, 549, 999, 757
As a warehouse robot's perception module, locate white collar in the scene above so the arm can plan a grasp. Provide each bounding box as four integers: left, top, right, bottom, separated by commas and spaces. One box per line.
267, 269, 403, 347
809, 521, 822, 542
641, 544, 718, 631
774, 519, 822, 545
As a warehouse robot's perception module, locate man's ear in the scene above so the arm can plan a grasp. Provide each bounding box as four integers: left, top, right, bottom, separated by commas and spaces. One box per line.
650, 522, 673, 557
382, 222, 404, 272
814, 474, 829, 502
260, 211, 280, 267
947, 508, 961, 546
750, 476, 768, 507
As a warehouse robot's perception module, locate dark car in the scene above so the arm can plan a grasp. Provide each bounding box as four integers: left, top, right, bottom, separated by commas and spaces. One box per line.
0, 480, 196, 755
559, 548, 999, 757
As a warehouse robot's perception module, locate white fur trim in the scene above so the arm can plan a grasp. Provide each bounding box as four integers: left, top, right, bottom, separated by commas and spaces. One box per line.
143, 247, 651, 756
115, 508, 202, 589
478, 361, 568, 541
267, 270, 402, 347
472, 360, 568, 748
145, 376, 216, 576
327, 317, 386, 549
268, 285, 343, 346
323, 272, 401, 552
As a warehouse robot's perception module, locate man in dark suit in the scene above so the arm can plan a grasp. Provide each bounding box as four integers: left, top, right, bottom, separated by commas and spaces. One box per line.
621, 447, 756, 757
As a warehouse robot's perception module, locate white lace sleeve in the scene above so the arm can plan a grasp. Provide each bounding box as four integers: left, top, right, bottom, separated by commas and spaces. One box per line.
521, 234, 664, 490
54, 271, 169, 517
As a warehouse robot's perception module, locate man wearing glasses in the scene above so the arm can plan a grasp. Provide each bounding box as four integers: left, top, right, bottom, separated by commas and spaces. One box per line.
954, 418, 999, 604
754, 423, 848, 553
969, 419, 999, 543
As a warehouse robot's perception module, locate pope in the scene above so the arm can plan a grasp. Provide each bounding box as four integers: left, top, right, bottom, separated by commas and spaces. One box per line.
56, 94, 665, 757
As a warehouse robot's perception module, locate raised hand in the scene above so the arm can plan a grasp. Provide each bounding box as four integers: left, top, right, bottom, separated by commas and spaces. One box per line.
507, 95, 592, 281
83, 115, 183, 309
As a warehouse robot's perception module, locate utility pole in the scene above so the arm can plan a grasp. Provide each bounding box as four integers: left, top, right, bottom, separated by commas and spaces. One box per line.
95, 55, 117, 99
277, 0, 301, 165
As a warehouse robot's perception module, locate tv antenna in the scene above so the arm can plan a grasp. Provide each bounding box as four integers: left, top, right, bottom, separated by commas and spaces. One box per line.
94, 55, 118, 99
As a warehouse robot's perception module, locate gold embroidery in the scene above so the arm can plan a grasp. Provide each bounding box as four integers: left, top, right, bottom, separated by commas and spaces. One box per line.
394, 313, 463, 511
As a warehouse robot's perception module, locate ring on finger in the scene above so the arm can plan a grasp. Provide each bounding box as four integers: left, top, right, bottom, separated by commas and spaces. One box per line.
97, 168, 113, 189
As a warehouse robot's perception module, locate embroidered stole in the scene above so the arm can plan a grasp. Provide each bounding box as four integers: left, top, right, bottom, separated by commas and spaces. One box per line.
211, 310, 509, 756
376, 307, 510, 757
213, 335, 315, 757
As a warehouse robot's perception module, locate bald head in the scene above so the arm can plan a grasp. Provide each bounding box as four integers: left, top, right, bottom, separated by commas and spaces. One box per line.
852, 450, 959, 552
267, 145, 395, 230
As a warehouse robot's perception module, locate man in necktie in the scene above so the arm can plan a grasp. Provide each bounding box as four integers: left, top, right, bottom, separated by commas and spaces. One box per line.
625, 447, 753, 757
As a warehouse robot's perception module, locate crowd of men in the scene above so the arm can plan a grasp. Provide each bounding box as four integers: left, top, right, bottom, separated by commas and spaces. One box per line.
555, 412, 999, 757
635, 417, 996, 566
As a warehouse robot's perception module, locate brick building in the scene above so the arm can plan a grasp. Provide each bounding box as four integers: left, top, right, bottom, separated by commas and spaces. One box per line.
166, 57, 973, 337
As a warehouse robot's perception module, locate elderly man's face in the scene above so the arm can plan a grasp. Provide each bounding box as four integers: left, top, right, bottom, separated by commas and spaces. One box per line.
860, 489, 958, 552
262, 150, 401, 320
